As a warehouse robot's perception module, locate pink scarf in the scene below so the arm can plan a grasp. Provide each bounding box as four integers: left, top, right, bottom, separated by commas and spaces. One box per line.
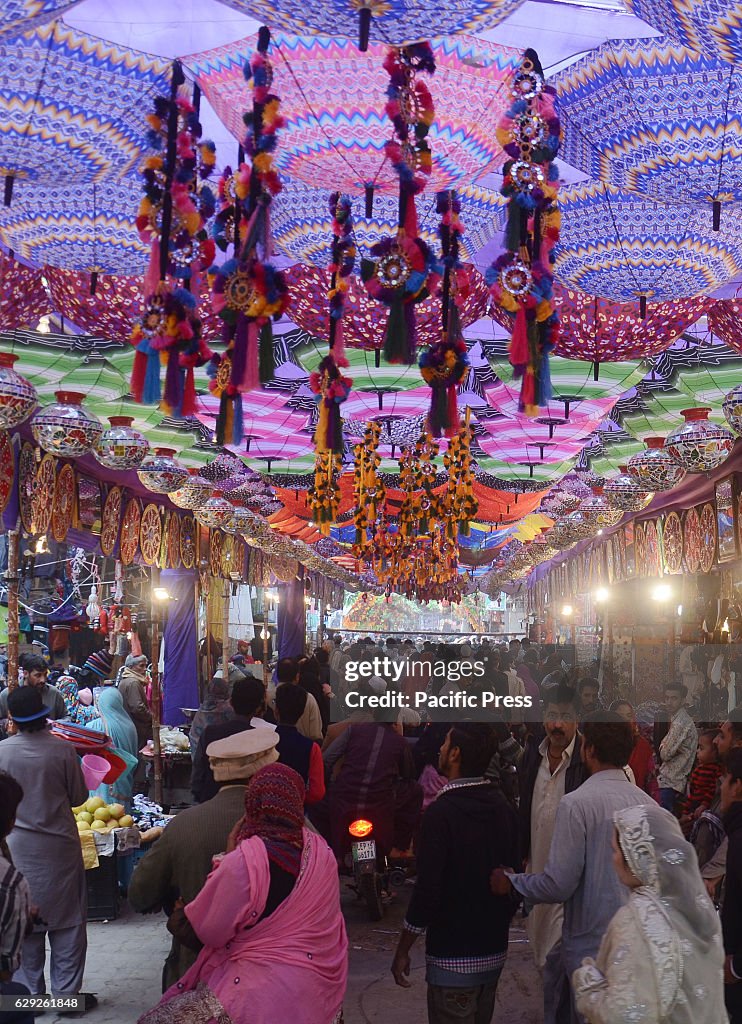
161, 831, 347, 1024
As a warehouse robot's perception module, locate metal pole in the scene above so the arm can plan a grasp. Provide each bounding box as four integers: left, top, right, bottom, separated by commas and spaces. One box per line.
262, 588, 270, 691
149, 569, 164, 807
317, 599, 324, 649
5, 528, 20, 735
222, 579, 230, 681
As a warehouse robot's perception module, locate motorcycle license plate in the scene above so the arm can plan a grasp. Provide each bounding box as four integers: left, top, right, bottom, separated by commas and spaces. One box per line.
352, 839, 376, 862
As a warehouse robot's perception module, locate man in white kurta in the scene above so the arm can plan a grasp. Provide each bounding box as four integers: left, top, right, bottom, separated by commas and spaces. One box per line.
0, 689, 88, 998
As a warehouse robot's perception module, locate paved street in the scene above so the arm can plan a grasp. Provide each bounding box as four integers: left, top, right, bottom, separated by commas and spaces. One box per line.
36, 883, 542, 1024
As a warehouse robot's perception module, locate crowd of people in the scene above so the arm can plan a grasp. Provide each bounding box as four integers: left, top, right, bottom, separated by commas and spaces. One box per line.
1, 634, 742, 1023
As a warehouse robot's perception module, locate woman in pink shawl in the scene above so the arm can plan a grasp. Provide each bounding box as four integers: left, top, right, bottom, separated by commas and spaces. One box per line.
138, 764, 348, 1024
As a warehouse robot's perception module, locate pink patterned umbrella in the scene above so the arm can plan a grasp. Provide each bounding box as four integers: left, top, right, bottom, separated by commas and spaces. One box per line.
552, 285, 709, 362
186, 32, 520, 197
287, 264, 489, 351
708, 298, 742, 354
491, 283, 709, 363
45, 268, 225, 344
0, 252, 49, 329
195, 390, 310, 442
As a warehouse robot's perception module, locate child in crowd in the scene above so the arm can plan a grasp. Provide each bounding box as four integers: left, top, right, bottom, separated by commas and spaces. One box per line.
679, 729, 723, 834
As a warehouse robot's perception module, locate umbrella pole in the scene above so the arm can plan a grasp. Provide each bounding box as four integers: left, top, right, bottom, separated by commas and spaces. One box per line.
222, 579, 230, 680
5, 527, 20, 735
150, 569, 164, 807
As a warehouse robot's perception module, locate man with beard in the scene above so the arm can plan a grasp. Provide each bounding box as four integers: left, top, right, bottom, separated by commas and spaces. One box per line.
518, 683, 588, 1024
491, 713, 653, 1024
695, 709, 742, 892
0, 655, 66, 722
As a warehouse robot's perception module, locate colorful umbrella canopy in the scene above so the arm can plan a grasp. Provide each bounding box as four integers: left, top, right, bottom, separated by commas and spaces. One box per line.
272, 181, 504, 267
623, 0, 742, 65
286, 264, 489, 351
0, 0, 82, 40
0, 180, 149, 273
0, 251, 49, 329
549, 285, 708, 363
555, 38, 742, 214
187, 31, 520, 196
708, 298, 742, 354
554, 182, 742, 303
488, 282, 708, 363
0, 22, 169, 189
44, 268, 224, 343
211, 0, 525, 49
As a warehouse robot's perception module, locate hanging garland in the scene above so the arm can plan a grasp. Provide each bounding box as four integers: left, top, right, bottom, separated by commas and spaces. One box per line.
352, 422, 386, 550
485, 48, 561, 416
443, 418, 478, 538
307, 451, 343, 537
419, 191, 470, 437
361, 43, 440, 365
131, 63, 216, 414
209, 27, 289, 444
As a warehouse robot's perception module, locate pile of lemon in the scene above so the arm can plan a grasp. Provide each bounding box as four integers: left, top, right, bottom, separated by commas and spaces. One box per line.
72, 796, 134, 834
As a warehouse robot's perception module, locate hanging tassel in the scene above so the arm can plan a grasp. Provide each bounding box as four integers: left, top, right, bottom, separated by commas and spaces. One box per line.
216, 390, 231, 445
520, 367, 536, 413
509, 302, 529, 370
445, 383, 459, 437
131, 348, 148, 403
258, 320, 275, 383
245, 321, 259, 390
384, 294, 409, 364
181, 366, 197, 416
163, 350, 183, 413
231, 393, 243, 444
230, 315, 248, 389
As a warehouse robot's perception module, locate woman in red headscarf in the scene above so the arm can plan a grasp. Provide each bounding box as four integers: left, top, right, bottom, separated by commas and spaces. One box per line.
138, 764, 348, 1024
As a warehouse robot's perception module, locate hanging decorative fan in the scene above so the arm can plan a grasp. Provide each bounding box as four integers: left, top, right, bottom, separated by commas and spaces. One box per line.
100, 486, 123, 557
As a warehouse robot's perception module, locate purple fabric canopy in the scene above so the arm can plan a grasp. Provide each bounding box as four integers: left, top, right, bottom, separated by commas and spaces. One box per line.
161, 568, 199, 726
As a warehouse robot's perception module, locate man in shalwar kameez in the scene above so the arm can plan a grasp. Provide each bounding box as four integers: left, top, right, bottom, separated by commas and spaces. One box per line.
0, 688, 93, 1008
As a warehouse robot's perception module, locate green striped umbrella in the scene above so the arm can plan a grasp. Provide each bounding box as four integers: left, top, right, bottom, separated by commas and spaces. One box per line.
487, 353, 647, 403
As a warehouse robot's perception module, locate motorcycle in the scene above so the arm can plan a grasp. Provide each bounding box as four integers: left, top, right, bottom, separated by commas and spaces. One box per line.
348, 817, 409, 921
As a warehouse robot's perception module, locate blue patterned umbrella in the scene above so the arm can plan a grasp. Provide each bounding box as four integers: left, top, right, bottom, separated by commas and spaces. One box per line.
210, 0, 525, 51
272, 180, 504, 266
623, 0, 742, 65
0, 0, 81, 40
0, 180, 148, 273
554, 181, 742, 303
0, 22, 169, 194
555, 37, 742, 224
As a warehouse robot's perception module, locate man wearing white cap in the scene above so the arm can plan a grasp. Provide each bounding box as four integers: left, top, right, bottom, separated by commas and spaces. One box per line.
129, 729, 279, 990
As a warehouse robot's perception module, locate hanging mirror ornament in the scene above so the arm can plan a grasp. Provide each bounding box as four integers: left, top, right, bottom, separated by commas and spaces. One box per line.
626, 436, 686, 491
136, 447, 189, 493
565, 509, 594, 542
604, 465, 654, 513
664, 407, 734, 474
723, 384, 742, 436
31, 391, 103, 457
169, 468, 213, 510
579, 486, 625, 529
0, 353, 37, 428
94, 416, 150, 471
194, 491, 234, 529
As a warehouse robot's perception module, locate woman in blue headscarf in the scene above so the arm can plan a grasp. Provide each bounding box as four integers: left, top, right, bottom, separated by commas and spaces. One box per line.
88, 686, 139, 808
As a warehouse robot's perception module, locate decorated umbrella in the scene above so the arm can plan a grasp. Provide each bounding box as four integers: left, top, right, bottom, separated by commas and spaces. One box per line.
708, 298, 742, 354
546, 284, 707, 365
45, 269, 225, 343
0, 251, 49, 329
554, 182, 742, 306
555, 39, 742, 226
210, 0, 526, 51
195, 389, 311, 455
287, 264, 489, 352
0, 0, 82, 40
0, 22, 169, 203
0, 181, 148, 273
623, 0, 742, 65
272, 181, 504, 266
187, 32, 520, 197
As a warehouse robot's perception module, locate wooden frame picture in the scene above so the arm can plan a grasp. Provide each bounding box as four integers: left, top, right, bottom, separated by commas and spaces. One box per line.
715, 476, 738, 563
